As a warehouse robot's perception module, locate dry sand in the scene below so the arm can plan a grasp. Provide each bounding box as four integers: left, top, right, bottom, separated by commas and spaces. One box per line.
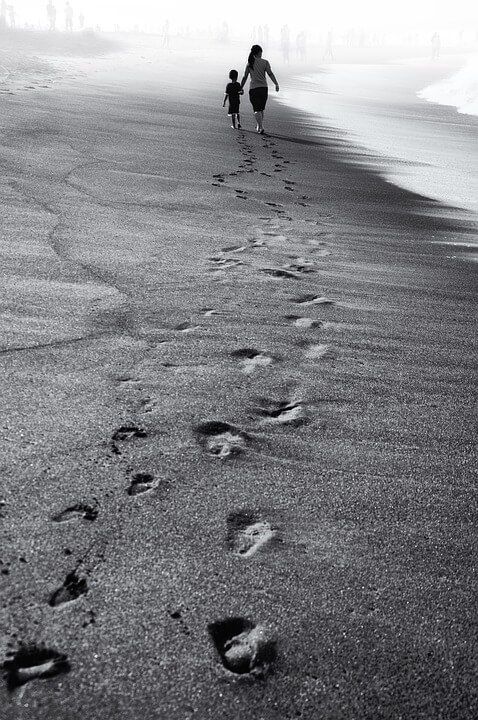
1, 34, 477, 719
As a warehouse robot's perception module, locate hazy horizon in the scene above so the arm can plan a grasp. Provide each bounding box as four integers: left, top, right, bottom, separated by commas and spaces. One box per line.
9, 0, 478, 37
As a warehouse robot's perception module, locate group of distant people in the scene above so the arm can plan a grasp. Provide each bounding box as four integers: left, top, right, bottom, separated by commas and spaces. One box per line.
0, 0, 84, 31
46, 2, 84, 32
278, 26, 308, 63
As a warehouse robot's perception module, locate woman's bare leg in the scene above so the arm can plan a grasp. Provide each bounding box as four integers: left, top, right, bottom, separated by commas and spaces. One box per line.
255, 110, 264, 132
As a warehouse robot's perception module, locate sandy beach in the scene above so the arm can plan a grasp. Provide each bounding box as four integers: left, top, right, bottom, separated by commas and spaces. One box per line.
1, 32, 477, 719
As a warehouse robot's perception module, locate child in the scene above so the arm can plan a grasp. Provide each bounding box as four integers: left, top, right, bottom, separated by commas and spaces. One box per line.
223, 70, 243, 129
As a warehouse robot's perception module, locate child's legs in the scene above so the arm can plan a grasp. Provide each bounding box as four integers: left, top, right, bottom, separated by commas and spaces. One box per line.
231, 113, 237, 127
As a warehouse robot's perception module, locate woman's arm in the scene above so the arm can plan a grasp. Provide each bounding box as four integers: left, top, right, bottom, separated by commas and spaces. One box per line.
240, 65, 250, 90
266, 62, 280, 91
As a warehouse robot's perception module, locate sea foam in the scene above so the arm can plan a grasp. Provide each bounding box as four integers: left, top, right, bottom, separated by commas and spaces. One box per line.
418, 55, 478, 116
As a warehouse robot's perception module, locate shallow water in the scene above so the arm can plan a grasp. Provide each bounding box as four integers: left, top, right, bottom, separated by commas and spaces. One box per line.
279, 58, 478, 225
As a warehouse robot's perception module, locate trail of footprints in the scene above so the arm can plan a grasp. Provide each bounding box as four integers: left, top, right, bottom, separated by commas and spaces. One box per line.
3, 135, 341, 693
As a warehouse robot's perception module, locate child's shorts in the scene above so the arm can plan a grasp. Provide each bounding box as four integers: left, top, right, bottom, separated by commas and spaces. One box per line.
228, 100, 240, 115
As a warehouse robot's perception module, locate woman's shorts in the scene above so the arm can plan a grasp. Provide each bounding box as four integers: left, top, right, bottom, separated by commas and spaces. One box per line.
249, 87, 268, 112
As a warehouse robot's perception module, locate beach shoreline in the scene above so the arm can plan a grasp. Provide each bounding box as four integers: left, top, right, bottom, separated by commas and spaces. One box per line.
1, 35, 477, 719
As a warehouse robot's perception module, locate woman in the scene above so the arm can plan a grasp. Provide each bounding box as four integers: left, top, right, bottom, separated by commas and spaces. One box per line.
240, 45, 279, 134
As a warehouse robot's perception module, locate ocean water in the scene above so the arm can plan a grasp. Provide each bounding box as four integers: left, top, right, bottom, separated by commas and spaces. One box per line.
278, 59, 478, 222
418, 55, 478, 117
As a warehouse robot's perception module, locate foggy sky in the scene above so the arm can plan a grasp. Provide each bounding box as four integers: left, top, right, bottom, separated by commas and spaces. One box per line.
14, 0, 478, 33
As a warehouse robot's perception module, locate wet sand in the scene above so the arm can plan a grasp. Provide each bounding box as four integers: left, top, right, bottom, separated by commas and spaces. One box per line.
1, 36, 477, 720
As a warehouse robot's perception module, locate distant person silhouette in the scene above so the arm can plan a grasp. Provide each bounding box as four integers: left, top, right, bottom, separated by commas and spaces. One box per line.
280, 25, 290, 63
78, 10, 84, 29
258, 25, 263, 44
431, 32, 441, 60
264, 24, 269, 47
7, 3, 14, 28
296, 31, 306, 61
46, 1, 56, 30
0, 0, 6, 30
240, 44, 279, 134
223, 69, 243, 129
221, 20, 229, 43
65, 1, 73, 31
324, 30, 334, 61
162, 19, 170, 48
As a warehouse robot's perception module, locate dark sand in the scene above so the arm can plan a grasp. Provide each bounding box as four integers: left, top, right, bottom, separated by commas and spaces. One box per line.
1, 35, 477, 719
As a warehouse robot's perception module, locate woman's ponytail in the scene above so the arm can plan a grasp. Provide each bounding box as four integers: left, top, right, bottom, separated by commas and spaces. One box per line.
248, 44, 262, 68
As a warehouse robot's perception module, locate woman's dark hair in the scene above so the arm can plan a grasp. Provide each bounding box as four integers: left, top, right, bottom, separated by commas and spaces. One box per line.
229, 69, 238, 80
248, 45, 262, 68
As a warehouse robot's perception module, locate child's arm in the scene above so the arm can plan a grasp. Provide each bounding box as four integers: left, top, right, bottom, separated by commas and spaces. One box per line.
240, 65, 250, 90
223, 92, 228, 107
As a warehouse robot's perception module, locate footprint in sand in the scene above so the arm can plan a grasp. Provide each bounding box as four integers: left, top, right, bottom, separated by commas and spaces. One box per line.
111, 425, 147, 454
169, 608, 190, 636
221, 244, 247, 253
194, 421, 249, 459
292, 294, 334, 307
174, 321, 199, 332
260, 268, 300, 280
49, 571, 88, 607
114, 374, 141, 386
256, 399, 306, 426
304, 343, 332, 360
126, 472, 157, 496
227, 510, 277, 557
212, 174, 226, 183
209, 256, 244, 270
285, 315, 321, 329
208, 618, 277, 676
231, 348, 274, 375
52, 503, 98, 523
3, 645, 71, 691
286, 258, 316, 274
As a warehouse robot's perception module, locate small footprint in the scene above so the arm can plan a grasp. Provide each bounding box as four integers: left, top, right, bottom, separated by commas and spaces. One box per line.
292, 294, 334, 306
49, 571, 88, 607
169, 608, 190, 636
174, 321, 198, 332
304, 344, 331, 360
111, 425, 147, 454
260, 268, 299, 280
227, 510, 277, 557
52, 504, 98, 523
257, 399, 306, 426
285, 316, 320, 329
208, 618, 277, 676
194, 421, 249, 459
221, 245, 247, 253
126, 472, 156, 496
231, 348, 273, 375
112, 425, 146, 442
3, 645, 71, 691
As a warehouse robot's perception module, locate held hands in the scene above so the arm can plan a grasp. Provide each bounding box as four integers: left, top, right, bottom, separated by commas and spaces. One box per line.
239, 89, 244, 95
275, 84, 280, 93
